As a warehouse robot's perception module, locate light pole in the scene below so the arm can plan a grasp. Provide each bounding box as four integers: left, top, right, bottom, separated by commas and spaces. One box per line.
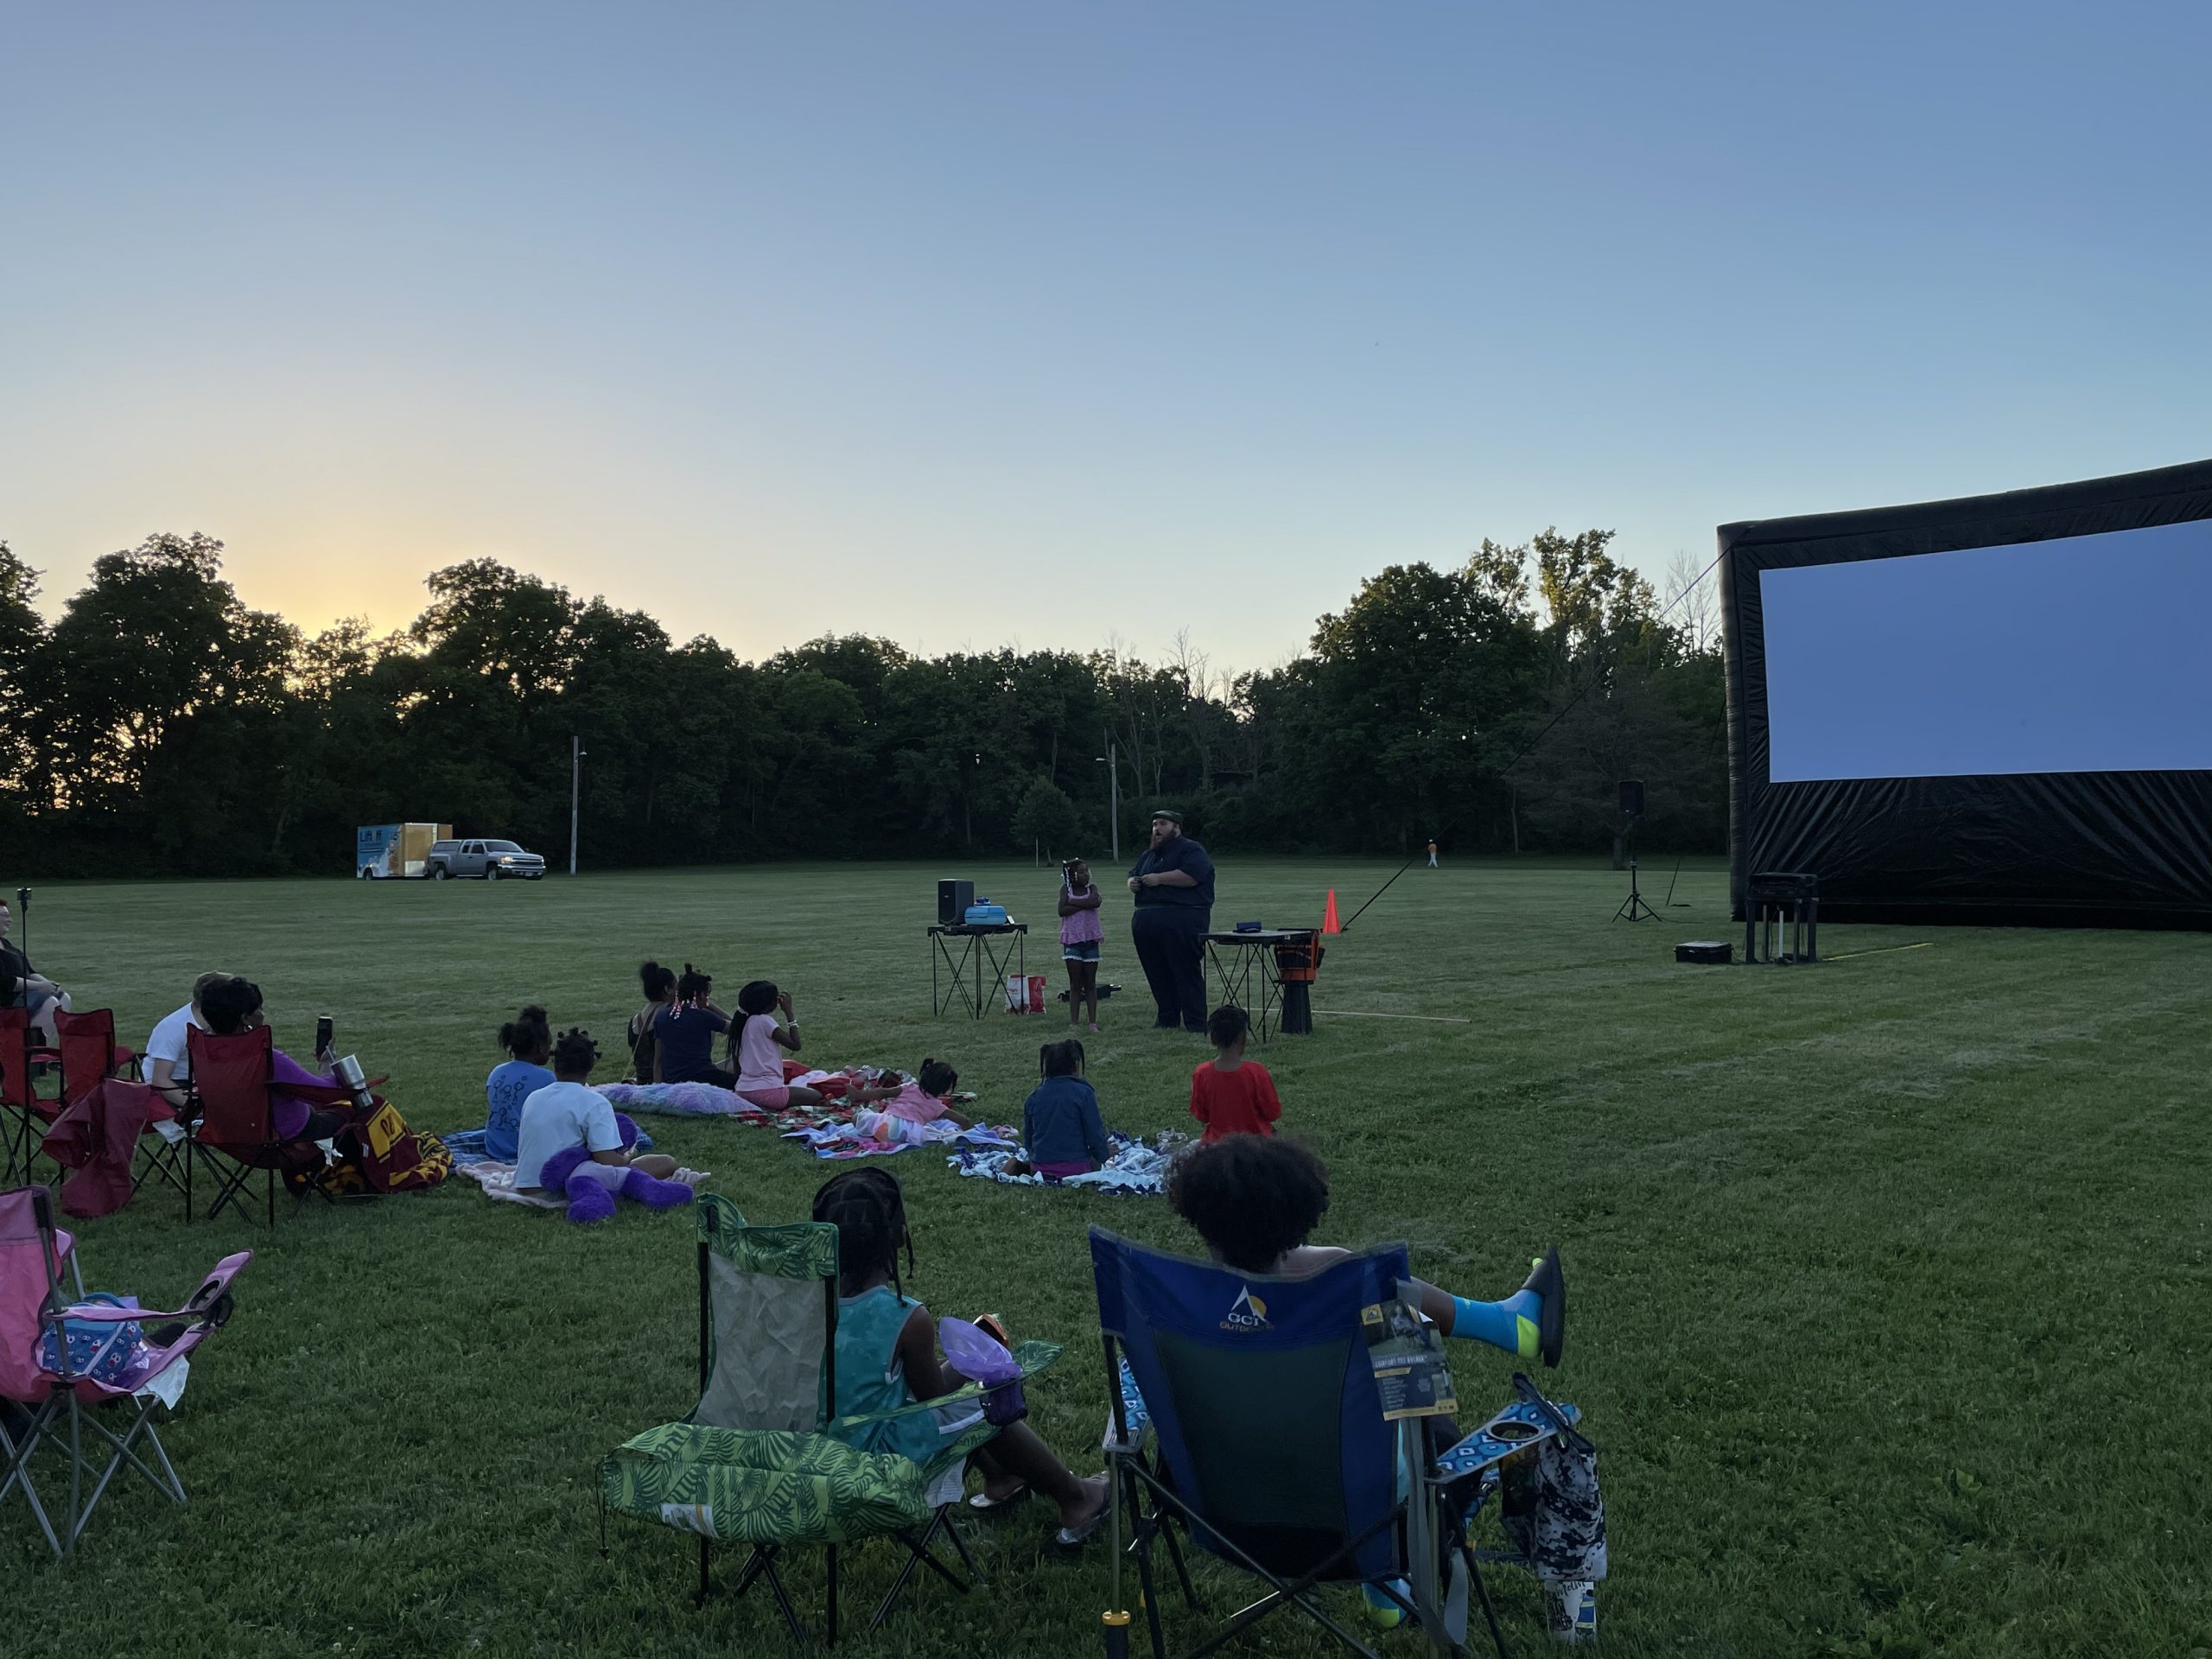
1095, 741, 1120, 862
569, 735, 586, 876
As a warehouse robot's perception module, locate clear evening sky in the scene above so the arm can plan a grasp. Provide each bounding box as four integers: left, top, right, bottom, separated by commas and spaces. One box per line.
3, 3, 2206, 671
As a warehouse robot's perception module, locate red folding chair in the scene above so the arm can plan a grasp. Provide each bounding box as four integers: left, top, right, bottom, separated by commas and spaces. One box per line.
0, 1185, 250, 1557
0, 1008, 63, 1185
55, 1008, 185, 1210
182, 1027, 338, 1226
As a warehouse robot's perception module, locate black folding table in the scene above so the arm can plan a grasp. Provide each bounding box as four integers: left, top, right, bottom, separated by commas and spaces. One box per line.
1200, 929, 1317, 1044
928, 923, 1028, 1019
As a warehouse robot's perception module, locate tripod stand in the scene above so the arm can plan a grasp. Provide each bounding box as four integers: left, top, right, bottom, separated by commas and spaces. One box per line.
1612, 818, 1659, 922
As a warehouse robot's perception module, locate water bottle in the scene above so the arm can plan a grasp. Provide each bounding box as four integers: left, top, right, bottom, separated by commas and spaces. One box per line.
334, 1054, 376, 1114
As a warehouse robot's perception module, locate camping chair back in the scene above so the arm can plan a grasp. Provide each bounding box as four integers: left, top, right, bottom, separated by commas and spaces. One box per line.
0, 1007, 42, 1112
0, 1186, 69, 1400
54, 1008, 124, 1108
1090, 1227, 1408, 1585
186, 1027, 276, 1148
693, 1192, 837, 1433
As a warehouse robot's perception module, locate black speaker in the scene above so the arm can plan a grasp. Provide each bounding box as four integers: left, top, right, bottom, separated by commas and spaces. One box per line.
1618, 779, 1645, 817
938, 879, 975, 925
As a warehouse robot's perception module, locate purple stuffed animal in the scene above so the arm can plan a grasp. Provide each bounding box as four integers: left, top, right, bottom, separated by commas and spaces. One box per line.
537, 1113, 695, 1223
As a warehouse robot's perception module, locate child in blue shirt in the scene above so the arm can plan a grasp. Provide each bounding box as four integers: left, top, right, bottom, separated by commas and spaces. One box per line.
482, 1005, 554, 1162
1013, 1039, 1111, 1179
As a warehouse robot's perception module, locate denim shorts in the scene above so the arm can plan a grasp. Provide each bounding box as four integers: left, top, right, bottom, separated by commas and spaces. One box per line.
1062, 939, 1101, 963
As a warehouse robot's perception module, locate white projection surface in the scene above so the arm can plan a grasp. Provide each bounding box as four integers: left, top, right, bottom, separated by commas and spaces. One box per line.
1760, 518, 2212, 782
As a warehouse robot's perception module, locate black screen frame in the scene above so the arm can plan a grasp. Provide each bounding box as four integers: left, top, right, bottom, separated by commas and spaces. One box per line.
1719, 458, 2212, 929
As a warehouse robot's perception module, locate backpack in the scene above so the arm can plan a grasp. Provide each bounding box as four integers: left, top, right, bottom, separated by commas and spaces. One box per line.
38, 1294, 144, 1387
344, 1100, 453, 1192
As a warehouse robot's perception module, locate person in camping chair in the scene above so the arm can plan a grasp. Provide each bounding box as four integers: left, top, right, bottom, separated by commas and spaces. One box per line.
1166, 1135, 1564, 1365
1166, 1135, 1599, 1633
197, 976, 352, 1143
811, 1167, 1111, 1544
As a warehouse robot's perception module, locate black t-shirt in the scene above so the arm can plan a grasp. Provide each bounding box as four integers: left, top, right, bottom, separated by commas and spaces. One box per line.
1128, 835, 1216, 910
653, 1004, 731, 1082
0, 940, 29, 1002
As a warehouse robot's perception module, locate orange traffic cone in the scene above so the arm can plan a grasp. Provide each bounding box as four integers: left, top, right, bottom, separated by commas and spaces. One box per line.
1322, 888, 1341, 934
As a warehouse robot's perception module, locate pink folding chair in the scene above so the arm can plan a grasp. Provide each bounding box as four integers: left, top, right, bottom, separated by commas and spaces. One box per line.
0, 1185, 250, 1556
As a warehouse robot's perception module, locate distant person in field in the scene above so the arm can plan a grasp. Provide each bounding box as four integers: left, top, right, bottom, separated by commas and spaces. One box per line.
1126, 810, 1215, 1033
1189, 1004, 1281, 1143
145, 969, 234, 1110
0, 893, 70, 1046
652, 963, 734, 1086
626, 961, 677, 1082
728, 979, 827, 1110
1058, 857, 1106, 1032
197, 976, 352, 1144
481, 1004, 554, 1163
1427, 837, 1439, 869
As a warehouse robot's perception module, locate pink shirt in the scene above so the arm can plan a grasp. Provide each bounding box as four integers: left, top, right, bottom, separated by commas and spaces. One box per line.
1059, 883, 1104, 946
880, 1080, 951, 1123
734, 1014, 786, 1091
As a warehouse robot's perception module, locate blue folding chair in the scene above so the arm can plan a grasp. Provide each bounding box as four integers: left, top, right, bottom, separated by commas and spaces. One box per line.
1090, 1227, 1591, 1659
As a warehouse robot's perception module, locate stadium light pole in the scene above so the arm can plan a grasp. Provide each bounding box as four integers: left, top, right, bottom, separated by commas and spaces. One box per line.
569, 735, 586, 876
1095, 741, 1119, 862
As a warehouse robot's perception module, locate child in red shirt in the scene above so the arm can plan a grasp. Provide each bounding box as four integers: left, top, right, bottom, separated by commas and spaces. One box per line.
1190, 1005, 1282, 1142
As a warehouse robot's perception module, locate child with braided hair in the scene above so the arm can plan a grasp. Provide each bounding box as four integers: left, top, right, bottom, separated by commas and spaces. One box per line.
811, 1168, 1109, 1542
517, 1027, 704, 1220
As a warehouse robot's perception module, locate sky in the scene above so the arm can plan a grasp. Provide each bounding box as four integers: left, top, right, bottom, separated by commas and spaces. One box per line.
3, 3, 2208, 673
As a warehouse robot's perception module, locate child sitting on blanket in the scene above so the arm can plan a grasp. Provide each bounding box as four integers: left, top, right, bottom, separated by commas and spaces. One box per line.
1190, 1004, 1282, 1144
813, 1168, 1109, 1542
728, 980, 826, 1111
1007, 1039, 1111, 1180
481, 1004, 554, 1162
516, 1027, 694, 1211
627, 961, 677, 1083
654, 964, 734, 1086
1166, 1135, 1565, 1367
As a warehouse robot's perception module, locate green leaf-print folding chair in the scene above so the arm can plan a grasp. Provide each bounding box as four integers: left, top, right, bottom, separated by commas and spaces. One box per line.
600, 1193, 1064, 1644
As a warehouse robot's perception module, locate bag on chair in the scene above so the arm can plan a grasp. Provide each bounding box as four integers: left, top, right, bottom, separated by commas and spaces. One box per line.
37, 1293, 145, 1386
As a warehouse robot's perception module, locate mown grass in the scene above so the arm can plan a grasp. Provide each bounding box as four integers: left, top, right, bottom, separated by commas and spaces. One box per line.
3, 858, 2209, 1658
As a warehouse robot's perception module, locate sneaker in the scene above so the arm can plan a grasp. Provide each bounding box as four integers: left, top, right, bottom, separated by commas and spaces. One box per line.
671, 1167, 712, 1190
1361, 1581, 1408, 1630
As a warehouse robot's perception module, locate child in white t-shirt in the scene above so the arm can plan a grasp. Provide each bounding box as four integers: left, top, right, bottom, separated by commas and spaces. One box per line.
516, 1028, 688, 1197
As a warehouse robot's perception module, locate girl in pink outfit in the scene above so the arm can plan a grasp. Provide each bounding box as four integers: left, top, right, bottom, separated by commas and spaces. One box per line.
728, 980, 826, 1111
876, 1058, 970, 1129
1058, 857, 1106, 1032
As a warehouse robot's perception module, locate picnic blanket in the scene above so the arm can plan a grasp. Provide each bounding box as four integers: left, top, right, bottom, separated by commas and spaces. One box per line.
948, 1131, 1186, 1196
785, 1112, 1016, 1161
442, 1124, 652, 1169
451, 1160, 567, 1211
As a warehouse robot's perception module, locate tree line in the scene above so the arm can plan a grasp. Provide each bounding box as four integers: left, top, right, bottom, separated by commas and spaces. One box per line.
0, 529, 1726, 877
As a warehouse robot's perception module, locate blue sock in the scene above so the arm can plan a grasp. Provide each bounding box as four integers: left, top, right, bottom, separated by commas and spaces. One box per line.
1450, 1289, 1542, 1359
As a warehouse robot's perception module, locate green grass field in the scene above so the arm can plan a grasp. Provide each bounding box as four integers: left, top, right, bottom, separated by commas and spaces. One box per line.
5, 859, 2209, 1657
